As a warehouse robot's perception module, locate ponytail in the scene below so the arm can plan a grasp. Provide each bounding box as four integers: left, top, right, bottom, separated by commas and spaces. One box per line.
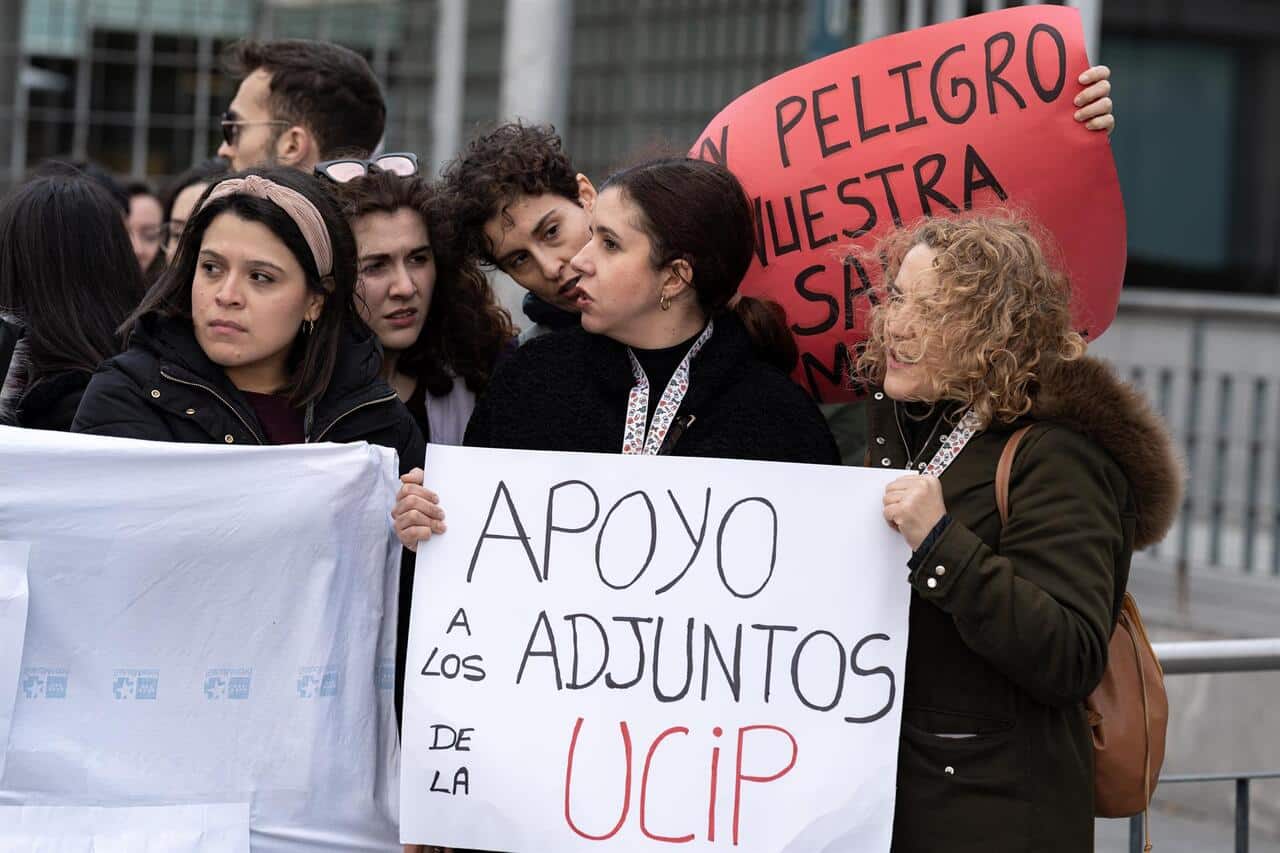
732, 296, 798, 375
597, 157, 799, 376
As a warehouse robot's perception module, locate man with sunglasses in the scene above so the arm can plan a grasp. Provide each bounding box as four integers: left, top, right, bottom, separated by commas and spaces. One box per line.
217, 39, 386, 173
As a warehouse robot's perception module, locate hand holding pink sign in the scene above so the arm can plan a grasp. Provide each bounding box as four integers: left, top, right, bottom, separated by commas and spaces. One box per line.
691, 6, 1126, 402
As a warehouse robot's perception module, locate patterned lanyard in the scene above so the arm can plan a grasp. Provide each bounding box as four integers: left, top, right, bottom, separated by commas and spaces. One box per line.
919, 408, 983, 478
622, 320, 715, 455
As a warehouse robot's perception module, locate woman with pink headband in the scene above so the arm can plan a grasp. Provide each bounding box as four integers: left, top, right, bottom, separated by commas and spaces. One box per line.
72, 166, 424, 475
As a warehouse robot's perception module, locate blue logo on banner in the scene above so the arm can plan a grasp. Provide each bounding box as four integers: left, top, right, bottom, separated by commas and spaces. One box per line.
296, 665, 340, 699
21, 667, 69, 699
204, 668, 253, 700
375, 659, 394, 691
112, 669, 160, 700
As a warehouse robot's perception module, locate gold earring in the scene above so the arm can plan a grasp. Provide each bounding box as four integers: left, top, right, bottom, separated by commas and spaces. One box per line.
659, 293, 672, 311
305, 319, 315, 335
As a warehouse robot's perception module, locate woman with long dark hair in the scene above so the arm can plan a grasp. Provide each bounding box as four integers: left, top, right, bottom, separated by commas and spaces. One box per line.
0, 172, 147, 430
334, 168, 513, 445
72, 166, 423, 474
392, 156, 838, 548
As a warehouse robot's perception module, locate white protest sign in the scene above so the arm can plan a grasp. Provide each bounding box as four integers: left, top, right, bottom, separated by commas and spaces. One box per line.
0, 427, 402, 852
401, 446, 912, 852
0, 542, 28, 780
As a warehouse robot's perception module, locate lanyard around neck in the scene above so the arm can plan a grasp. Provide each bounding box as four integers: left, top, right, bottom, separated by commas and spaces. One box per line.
622, 320, 715, 455
918, 408, 983, 477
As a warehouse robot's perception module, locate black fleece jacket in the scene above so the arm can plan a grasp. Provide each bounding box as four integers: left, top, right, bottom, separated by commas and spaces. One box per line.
466, 312, 839, 465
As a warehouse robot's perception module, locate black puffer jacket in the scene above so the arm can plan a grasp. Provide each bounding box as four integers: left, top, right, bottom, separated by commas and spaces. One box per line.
466, 311, 839, 464
0, 316, 90, 432
8, 371, 91, 431
71, 313, 424, 474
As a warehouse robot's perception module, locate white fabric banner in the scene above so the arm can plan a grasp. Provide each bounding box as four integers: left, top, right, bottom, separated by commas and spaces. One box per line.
0, 427, 402, 851
0, 542, 29, 780
0, 802, 249, 852
401, 445, 912, 852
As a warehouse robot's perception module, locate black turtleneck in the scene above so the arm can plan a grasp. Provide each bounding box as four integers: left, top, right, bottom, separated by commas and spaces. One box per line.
630, 326, 707, 426
895, 399, 969, 469
522, 293, 580, 331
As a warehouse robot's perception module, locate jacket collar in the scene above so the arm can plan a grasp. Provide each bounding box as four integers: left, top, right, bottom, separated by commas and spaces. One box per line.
522, 293, 581, 331
865, 394, 970, 473
130, 312, 395, 441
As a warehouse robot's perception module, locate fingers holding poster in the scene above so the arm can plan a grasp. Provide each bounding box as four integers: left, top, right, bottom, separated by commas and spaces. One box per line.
690, 6, 1126, 402
400, 446, 912, 852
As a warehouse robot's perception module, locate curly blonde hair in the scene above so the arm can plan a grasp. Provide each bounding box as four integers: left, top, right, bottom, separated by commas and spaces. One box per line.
855, 212, 1086, 427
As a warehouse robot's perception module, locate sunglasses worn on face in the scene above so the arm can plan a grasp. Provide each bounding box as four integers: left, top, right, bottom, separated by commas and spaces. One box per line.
314, 153, 419, 183
220, 111, 289, 146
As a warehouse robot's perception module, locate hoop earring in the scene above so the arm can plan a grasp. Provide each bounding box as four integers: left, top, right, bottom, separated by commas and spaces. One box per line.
659, 293, 672, 311
304, 319, 316, 335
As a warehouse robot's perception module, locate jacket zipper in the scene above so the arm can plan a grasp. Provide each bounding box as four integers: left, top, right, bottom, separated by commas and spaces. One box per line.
311, 391, 398, 443
159, 369, 264, 445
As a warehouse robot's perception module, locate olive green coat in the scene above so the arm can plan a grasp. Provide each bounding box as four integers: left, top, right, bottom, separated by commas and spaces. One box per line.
866, 357, 1181, 853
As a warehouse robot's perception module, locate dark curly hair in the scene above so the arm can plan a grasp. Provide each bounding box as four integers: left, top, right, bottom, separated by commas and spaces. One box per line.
438, 122, 581, 263
335, 169, 514, 397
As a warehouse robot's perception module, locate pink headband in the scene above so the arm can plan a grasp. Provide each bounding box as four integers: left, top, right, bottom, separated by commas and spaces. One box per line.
197, 174, 334, 277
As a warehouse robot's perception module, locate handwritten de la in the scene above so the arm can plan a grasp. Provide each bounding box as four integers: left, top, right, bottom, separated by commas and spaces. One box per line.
401, 446, 912, 851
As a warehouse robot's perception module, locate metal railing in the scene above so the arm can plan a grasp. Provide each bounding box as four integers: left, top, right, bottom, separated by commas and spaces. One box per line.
1126, 639, 1280, 853
1090, 290, 1280, 581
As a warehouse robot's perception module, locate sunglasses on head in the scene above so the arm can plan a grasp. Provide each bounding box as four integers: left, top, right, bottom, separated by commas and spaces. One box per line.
219, 111, 289, 146
314, 153, 420, 183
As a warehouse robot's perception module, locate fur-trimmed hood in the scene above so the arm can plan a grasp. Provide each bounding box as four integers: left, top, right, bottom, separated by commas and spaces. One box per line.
1031, 355, 1184, 549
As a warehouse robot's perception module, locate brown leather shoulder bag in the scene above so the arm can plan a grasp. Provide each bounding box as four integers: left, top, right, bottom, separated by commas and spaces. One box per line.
996, 426, 1169, 850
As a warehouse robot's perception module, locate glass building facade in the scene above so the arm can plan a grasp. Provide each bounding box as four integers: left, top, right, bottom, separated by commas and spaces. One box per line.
6, 0, 434, 184
1, 0, 1278, 294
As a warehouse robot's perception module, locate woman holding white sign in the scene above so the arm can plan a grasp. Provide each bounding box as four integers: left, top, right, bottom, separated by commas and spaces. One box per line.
72, 167, 424, 474
861, 213, 1180, 853
392, 157, 840, 547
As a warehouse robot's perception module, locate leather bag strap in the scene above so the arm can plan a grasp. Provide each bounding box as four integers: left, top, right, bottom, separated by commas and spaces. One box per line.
996, 429, 1157, 847
1127, 601, 1155, 852
995, 425, 1034, 526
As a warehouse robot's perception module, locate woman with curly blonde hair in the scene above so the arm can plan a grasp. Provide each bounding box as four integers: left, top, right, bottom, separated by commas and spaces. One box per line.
857, 212, 1181, 852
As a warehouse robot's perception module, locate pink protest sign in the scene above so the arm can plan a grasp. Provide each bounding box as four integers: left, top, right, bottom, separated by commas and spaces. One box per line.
692, 6, 1125, 401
